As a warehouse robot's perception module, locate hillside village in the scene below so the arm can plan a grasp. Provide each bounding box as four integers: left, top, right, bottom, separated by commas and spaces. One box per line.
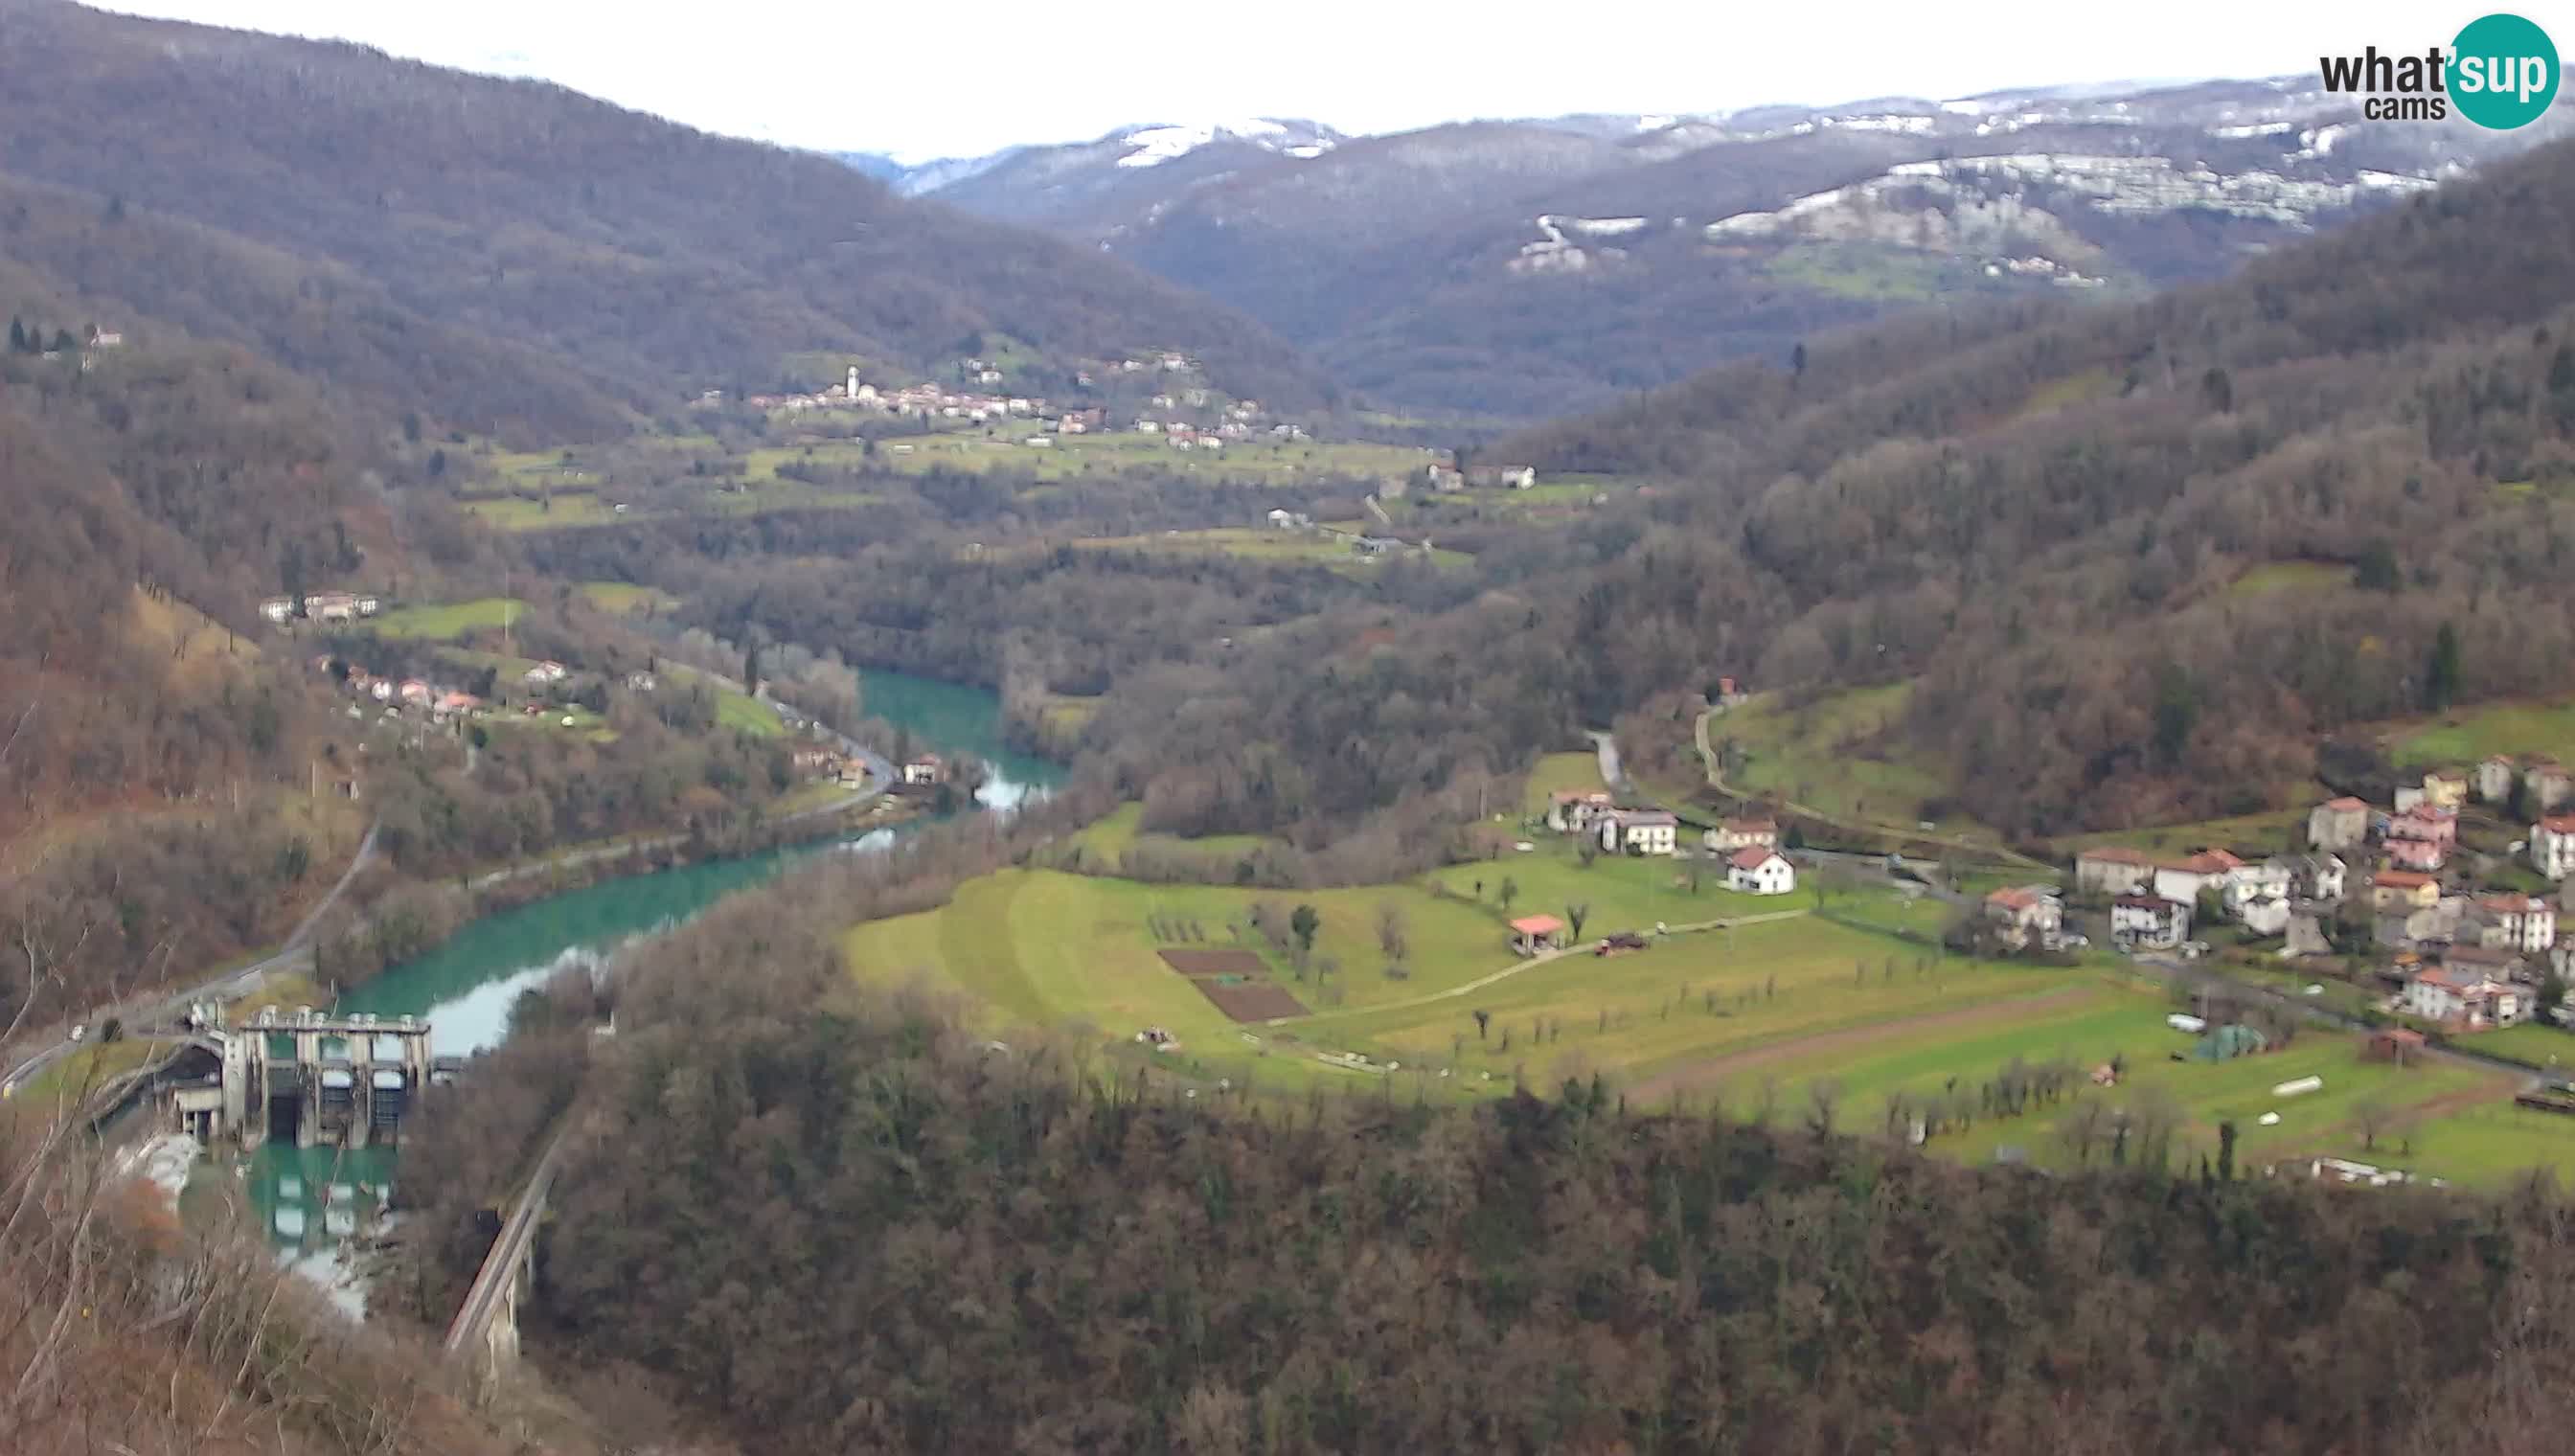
718, 352, 1315, 453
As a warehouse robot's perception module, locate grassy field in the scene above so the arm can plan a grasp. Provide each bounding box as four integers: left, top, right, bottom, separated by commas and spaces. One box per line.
1065, 804, 1271, 865
1424, 842, 1776, 939
2055, 807, 2313, 860
830, 846, 2557, 1180
463, 493, 619, 531
660, 664, 784, 738
371, 598, 527, 641
1764, 242, 1955, 302
2017, 367, 2115, 418
1708, 683, 1970, 830
2390, 696, 2575, 768
1071, 526, 1469, 570
2223, 560, 2355, 598
1521, 751, 1607, 816
2459, 1021, 2575, 1071
2307, 1100, 2575, 1186
1326, 912, 2028, 1093
577, 581, 676, 614
861, 430, 1429, 486
843, 868, 1516, 1092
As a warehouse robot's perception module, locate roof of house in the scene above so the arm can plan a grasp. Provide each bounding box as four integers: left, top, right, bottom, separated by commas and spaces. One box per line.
1614, 811, 1679, 828
2322, 796, 2369, 812
2478, 894, 2549, 915
2077, 846, 2157, 866
1551, 788, 1613, 804
2113, 893, 2182, 910
2373, 870, 2437, 889
1721, 815, 1778, 833
1728, 847, 1786, 871
2540, 814, 2575, 834
1985, 886, 2055, 911
1509, 915, 1565, 936
2374, 1028, 2428, 1046
2173, 850, 2245, 875
2445, 944, 2525, 968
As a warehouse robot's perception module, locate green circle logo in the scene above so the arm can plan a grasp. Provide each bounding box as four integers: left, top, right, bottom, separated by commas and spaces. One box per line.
2452, 12, 2559, 128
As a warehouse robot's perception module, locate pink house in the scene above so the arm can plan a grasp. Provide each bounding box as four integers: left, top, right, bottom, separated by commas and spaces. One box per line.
2387, 806, 2457, 846
2385, 835, 2447, 873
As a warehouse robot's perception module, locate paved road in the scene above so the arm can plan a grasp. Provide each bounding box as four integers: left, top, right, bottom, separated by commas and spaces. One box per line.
1589, 730, 1628, 794
3, 818, 382, 1098
5, 716, 895, 1099
443, 1120, 574, 1360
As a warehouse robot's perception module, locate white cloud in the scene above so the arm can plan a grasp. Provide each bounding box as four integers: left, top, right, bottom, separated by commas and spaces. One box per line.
88, 0, 2478, 161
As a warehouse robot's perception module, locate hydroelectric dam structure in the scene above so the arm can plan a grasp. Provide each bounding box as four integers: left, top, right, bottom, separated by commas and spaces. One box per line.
164, 1006, 454, 1151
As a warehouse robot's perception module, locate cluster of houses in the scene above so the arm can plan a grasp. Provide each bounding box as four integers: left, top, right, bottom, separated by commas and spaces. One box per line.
722, 360, 1303, 447
262, 591, 382, 626
1538, 792, 1799, 896
1410, 460, 1539, 493
2062, 762, 2575, 1035
312, 655, 491, 728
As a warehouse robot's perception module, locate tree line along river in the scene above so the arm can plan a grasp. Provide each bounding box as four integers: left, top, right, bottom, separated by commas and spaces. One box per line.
235, 670, 1064, 1284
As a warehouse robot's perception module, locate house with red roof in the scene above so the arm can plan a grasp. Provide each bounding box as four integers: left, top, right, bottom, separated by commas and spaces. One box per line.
2404, 967, 2524, 1029
2472, 893, 2558, 954
1726, 847, 1796, 896
1982, 885, 2062, 950
1508, 915, 1566, 956
2153, 850, 2244, 907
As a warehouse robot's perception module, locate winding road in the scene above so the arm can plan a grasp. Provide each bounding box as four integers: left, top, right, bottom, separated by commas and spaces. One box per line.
3, 818, 383, 1098
6, 707, 896, 1100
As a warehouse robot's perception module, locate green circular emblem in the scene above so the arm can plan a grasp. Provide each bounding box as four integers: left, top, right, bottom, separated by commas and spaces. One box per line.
2452, 12, 2560, 129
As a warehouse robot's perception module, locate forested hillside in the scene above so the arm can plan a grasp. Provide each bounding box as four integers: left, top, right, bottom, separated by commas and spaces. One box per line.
0, 0, 1333, 441
919, 82, 2564, 419
1451, 136, 2575, 834
398, 873, 2575, 1456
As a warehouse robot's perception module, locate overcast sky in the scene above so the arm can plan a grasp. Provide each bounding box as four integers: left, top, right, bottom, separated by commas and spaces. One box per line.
95, 0, 2500, 161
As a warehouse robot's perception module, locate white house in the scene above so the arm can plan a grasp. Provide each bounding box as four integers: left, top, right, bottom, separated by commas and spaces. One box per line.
2109, 894, 2189, 950
2475, 755, 2518, 804
260, 597, 294, 625
2474, 894, 2558, 954
902, 755, 945, 786
1598, 809, 1678, 856
2153, 850, 2244, 907
2404, 967, 2524, 1029
2221, 858, 2294, 918
2236, 895, 2292, 937
2533, 815, 2575, 879
1726, 847, 1796, 896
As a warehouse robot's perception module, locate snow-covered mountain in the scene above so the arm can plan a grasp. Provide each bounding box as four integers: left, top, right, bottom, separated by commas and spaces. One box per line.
849, 80, 2568, 419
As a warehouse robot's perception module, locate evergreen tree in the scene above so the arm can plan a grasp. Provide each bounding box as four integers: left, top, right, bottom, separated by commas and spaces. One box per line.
6, 317, 24, 353
2426, 621, 2462, 711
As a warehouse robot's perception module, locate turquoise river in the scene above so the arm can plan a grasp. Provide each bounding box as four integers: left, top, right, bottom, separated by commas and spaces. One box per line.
239, 669, 1061, 1270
